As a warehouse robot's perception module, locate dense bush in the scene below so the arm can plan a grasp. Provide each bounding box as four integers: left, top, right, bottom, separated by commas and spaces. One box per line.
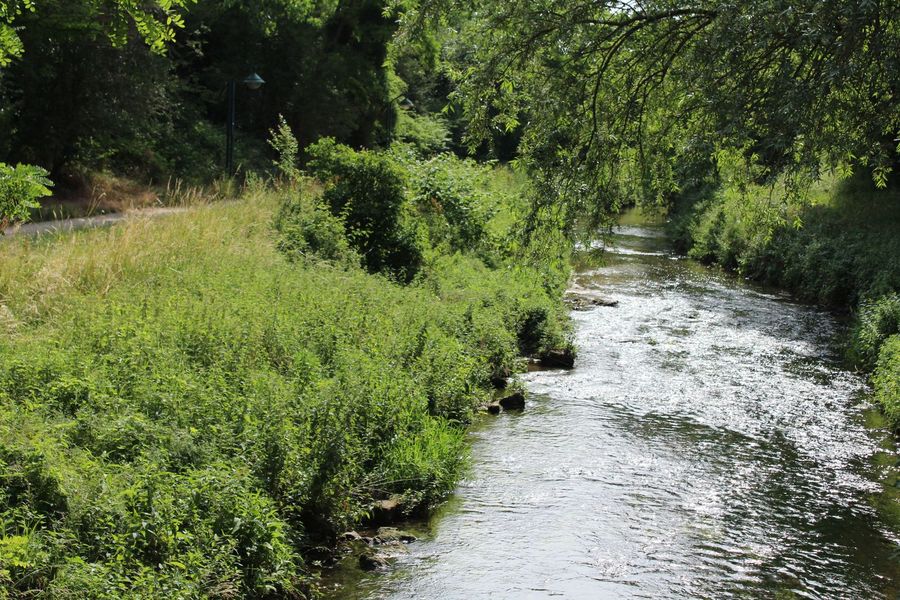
398, 148, 496, 255
850, 294, 900, 371
275, 189, 357, 266
874, 336, 900, 428
394, 111, 451, 156
0, 162, 52, 230
673, 174, 900, 307
306, 138, 424, 282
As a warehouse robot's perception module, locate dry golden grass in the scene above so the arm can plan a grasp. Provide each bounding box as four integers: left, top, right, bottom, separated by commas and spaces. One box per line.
0, 188, 278, 335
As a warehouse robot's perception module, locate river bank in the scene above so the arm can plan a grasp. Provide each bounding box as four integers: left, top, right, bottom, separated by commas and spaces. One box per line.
0, 152, 573, 598
318, 219, 900, 599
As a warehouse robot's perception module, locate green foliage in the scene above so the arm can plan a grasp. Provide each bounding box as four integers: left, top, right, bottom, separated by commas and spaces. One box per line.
1, 0, 403, 183
306, 138, 424, 281
0, 0, 193, 65
275, 187, 357, 265
0, 531, 51, 596
395, 110, 451, 155
1, 5, 181, 177
0, 162, 51, 230
374, 416, 466, 509
673, 174, 900, 307
851, 295, 900, 371
405, 0, 900, 224
180, 0, 399, 154
874, 335, 900, 429
399, 148, 495, 254
268, 114, 300, 183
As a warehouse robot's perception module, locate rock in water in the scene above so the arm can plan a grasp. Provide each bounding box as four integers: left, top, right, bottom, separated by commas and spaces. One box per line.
375, 527, 417, 544
564, 291, 619, 310
341, 531, 363, 542
486, 402, 502, 414
370, 495, 403, 524
539, 348, 576, 369
499, 392, 526, 410
359, 553, 390, 571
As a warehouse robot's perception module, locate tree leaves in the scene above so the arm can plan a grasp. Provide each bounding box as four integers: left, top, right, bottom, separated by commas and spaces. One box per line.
406, 0, 900, 221
0, 0, 194, 64
0, 162, 52, 230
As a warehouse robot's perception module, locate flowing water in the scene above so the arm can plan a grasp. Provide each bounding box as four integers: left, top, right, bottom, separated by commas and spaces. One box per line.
323, 221, 900, 599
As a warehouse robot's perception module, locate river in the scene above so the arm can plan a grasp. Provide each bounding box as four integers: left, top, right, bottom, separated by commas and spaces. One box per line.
322, 220, 900, 599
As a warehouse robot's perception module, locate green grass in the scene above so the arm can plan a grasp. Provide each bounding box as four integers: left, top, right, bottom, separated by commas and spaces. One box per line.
0, 171, 571, 597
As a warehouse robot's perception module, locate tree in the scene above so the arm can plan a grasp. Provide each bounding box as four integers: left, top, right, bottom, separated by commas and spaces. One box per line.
175, 0, 399, 153
403, 1, 900, 224
0, 0, 193, 65
2, 2, 178, 176
0, 0, 194, 183
0, 0, 409, 189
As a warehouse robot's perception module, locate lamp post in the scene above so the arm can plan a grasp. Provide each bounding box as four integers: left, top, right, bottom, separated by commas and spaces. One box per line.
225, 73, 266, 174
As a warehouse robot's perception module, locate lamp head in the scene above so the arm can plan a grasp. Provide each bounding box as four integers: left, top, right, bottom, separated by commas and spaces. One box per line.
243, 73, 265, 90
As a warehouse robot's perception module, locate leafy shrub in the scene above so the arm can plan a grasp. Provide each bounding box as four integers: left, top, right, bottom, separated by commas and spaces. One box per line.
395, 110, 451, 156
0, 444, 68, 521
157, 118, 227, 184
674, 174, 900, 303
873, 335, 900, 428
401, 150, 495, 254
374, 416, 467, 511
412, 326, 489, 422
0, 163, 53, 231
517, 302, 565, 356
70, 412, 168, 464
306, 138, 424, 282
275, 188, 356, 265
851, 294, 900, 370
0, 533, 51, 597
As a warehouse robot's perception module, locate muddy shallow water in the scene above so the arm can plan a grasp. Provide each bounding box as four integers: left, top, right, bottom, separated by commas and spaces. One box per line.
322, 223, 900, 599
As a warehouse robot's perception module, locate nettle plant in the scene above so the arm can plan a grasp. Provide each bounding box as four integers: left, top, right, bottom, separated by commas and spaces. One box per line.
0, 162, 52, 231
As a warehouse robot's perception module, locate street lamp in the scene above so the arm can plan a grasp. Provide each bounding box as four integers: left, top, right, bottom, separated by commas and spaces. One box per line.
226, 73, 266, 174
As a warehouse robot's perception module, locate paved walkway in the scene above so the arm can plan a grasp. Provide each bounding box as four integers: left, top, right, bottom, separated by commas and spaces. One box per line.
2, 207, 185, 238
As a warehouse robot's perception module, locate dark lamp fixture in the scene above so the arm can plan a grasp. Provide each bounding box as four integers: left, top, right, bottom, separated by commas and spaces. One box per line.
242, 73, 266, 91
